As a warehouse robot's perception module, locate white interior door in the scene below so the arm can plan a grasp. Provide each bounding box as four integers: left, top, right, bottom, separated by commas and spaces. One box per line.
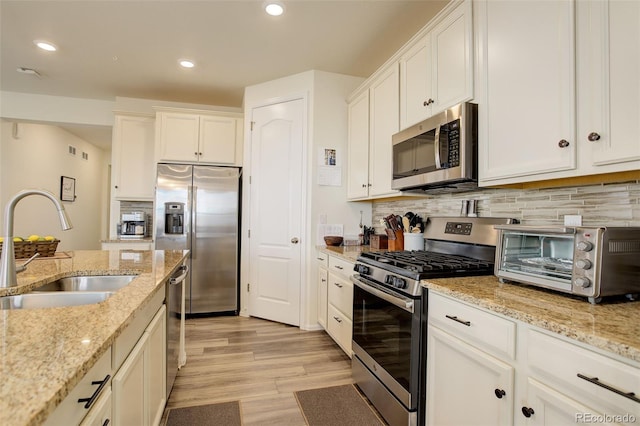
248, 98, 304, 326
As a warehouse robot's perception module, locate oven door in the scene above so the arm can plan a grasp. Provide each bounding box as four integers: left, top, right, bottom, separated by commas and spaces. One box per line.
351, 275, 422, 411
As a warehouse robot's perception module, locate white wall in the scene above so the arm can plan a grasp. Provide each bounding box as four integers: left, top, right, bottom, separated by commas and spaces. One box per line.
242, 70, 368, 329
0, 121, 107, 250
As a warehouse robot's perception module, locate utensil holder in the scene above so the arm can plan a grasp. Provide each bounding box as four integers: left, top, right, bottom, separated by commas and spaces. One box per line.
387, 230, 404, 251
403, 232, 424, 251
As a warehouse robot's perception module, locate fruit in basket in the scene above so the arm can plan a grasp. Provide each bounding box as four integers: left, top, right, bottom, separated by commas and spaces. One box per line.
27, 234, 40, 242
44, 236, 55, 241
0, 237, 3, 243
13, 237, 23, 242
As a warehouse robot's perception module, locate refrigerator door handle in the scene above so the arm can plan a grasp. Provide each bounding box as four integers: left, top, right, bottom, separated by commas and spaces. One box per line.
187, 185, 194, 258
191, 185, 197, 259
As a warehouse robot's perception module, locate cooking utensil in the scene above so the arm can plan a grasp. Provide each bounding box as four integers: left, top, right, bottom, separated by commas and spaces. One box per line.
402, 216, 410, 232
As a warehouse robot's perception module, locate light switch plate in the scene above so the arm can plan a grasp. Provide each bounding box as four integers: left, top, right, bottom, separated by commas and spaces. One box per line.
564, 215, 582, 226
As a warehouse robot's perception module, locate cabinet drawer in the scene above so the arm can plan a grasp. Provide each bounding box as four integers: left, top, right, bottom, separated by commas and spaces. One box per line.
429, 292, 516, 360
45, 347, 112, 426
328, 256, 354, 279
79, 387, 112, 426
316, 251, 329, 268
328, 273, 353, 320
528, 329, 640, 416
327, 304, 353, 357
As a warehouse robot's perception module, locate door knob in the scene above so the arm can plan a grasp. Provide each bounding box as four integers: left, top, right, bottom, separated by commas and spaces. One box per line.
291, 237, 299, 244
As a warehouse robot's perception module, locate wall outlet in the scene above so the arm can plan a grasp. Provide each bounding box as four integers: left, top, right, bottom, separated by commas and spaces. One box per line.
564, 215, 582, 226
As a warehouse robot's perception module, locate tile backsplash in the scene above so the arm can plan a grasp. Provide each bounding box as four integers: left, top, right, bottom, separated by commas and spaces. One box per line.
373, 180, 640, 230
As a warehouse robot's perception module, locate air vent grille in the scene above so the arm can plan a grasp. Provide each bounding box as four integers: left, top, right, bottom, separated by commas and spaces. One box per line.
608, 240, 640, 254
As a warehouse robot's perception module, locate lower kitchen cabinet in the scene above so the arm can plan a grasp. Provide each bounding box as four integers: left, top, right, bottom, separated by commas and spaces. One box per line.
80, 388, 113, 426
316, 250, 329, 329
426, 291, 640, 426
113, 304, 166, 426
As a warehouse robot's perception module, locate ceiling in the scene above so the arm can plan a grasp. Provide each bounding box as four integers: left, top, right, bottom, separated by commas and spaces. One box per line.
1, 0, 449, 149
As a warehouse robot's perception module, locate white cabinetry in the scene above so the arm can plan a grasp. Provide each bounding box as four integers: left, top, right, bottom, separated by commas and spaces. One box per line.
427, 292, 515, 425
101, 241, 153, 251
316, 250, 329, 329
111, 113, 156, 200
347, 64, 400, 200
478, 0, 640, 186
325, 254, 355, 356
399, 0, 473, 129
113, 304, 166, 426
156, 109, 243, 165
477, 0, 576, 184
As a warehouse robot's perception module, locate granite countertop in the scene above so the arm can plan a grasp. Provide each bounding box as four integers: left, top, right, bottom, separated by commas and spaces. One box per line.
0, 249, 189, 426
423, 276, 640, 364
100, 238, 154, 243
317, 245, 387, 263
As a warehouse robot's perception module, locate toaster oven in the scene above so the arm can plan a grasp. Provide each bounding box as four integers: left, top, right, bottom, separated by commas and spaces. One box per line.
494, 225, 640, 303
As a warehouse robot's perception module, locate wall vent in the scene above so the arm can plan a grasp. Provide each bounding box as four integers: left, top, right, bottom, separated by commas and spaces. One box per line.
82, 152, 89, 160
68, 145, 77, 156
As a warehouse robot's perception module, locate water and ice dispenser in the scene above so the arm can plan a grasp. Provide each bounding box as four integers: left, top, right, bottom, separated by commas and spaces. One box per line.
165, 203, 184, 234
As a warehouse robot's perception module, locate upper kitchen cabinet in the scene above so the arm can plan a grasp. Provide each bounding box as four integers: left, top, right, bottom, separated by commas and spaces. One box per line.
347, 64, 401, 200
478, 0, 640, 187
111, 113, 156, 200
576, 0, 640, 172
156, 108, 243, 166
476, 0, 576, 185
400, 0, 473, 129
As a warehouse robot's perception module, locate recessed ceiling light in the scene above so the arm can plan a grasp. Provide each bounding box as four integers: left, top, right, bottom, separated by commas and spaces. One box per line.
34, 40, 57, 52
179, 59, 195, 69
264, 2, 285, 16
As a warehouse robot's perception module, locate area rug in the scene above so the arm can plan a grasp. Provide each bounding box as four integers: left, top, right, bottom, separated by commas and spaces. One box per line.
295, 384, 385, 426
166, 401, 241, 426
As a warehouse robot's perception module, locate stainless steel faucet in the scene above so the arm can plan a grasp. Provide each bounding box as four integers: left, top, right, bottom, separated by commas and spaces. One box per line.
0, 189, 73, 288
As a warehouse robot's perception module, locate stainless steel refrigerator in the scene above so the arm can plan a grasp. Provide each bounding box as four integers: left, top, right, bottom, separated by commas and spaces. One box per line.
155, 163, 240, 315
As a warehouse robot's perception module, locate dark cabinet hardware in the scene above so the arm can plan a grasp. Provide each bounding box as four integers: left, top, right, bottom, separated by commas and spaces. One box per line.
587, 132, 601, 141
445, 314, 471, 326
494, 389, 506, 399
333, 316, 342, 323
558, 139, 570, 148
521, 407, 535, 418
77, 374, 110, 409
102, 420, 110, 426
577, 373, 640, 403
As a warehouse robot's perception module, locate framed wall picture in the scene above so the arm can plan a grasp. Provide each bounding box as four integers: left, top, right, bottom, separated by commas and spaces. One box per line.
60, 176, 76, 202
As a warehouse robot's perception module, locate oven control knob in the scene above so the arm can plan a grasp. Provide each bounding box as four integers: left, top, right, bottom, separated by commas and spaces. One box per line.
574, 277, 591, 288
575, 259, 592, 270
392, 276, 407, 289
576, 241, 594, 252
354, 264, 370, 275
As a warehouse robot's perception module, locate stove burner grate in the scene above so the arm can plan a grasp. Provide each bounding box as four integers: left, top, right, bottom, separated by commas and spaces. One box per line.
361, 251, 493, 274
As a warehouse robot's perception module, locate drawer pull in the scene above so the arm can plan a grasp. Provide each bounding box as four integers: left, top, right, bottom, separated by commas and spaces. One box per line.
577, 374, 640, 403
494, 389, 506, 399
102, 420, 110, 426
521, 407, 535, 418
445, 315, 471, 327
334, 282, 343, 288
334, 265, 344, 270
333, 316, 342, 323
317, 257, 325, 261
321, 278, 327, 282
77, 374, 110, 409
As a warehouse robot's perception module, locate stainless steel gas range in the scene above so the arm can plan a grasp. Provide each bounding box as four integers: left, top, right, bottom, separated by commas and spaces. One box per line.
351, 216, 516, 426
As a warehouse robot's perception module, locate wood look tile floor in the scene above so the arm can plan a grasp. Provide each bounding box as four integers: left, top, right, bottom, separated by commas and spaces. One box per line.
162, 315, 356, 425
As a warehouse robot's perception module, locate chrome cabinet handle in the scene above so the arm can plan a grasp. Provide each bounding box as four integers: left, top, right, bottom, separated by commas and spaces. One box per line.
588, 132, 601, 142
558, 139, 570, 148
577, 374, 640, 403
445, 314, 471, 326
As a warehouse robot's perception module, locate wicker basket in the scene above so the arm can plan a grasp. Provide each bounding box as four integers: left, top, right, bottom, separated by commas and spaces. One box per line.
0, 240, 60, 259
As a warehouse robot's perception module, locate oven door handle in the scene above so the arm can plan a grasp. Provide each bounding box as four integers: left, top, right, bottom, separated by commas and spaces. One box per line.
351, 275, 415, 313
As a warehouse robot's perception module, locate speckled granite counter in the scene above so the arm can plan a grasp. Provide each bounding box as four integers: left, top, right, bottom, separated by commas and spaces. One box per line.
423, 276, 640, 364
100, 238, 154, 244
0, 249, 189, 426
317, 245, 387, 262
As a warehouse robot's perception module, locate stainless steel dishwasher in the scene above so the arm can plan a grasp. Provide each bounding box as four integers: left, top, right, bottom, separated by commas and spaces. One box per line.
166, 263, 188, 397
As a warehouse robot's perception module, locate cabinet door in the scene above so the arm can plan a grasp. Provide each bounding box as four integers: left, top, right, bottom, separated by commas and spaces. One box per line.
199, 116, 238, 164
80, 388, 112, 426
368, 64, 401, 198
317, 266, 328, 329
112, 115, 155, 200
147, 306, 166, 426
431, 0, 473, 114
478, 0, 576, 184
113, 332, 148, 426
427, 326, 514, 426
327, 272, 353, 321
158, 112, 200, 162
400, 34, 432, 129
347, 90, 370, 199
578, 0, 640, 168
327, 304, 353, 357
523, 378, 614, 426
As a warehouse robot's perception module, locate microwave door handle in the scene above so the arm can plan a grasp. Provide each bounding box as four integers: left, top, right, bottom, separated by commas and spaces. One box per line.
434, 124, 442, 169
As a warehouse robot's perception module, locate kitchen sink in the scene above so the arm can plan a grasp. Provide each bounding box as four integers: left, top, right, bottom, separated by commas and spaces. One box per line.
0, 291, 114, 310
35, 275, 138, 292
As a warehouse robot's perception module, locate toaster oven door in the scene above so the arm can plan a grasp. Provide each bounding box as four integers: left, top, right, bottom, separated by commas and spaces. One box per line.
495, 229, 575, 291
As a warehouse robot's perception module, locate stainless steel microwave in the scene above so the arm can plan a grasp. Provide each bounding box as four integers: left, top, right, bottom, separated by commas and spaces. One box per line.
391, 102, 478, 193
494, 225, 640, 304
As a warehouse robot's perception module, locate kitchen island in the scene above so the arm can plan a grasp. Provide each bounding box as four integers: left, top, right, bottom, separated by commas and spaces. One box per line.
0, 249, 189, 426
